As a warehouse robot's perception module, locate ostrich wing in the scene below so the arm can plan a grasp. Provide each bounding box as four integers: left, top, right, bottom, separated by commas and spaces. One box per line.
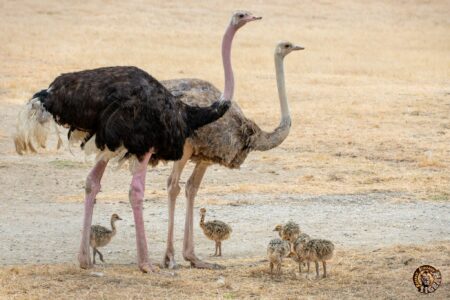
162, 78, 261, 169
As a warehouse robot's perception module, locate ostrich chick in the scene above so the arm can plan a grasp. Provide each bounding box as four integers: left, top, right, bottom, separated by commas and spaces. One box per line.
273, 221, 301, 242
267, 238, 290, 275
292, 238, 334, 278
289, 233, 311, 273
199, 208, 232, 256
90, 213, 122, 264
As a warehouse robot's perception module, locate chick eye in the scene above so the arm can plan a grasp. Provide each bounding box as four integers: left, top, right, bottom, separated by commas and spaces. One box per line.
238, 13, 245, 18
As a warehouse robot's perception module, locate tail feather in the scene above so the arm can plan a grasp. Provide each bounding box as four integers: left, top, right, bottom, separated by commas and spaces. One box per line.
184, 100, 231, 132
13, 92, 61, 155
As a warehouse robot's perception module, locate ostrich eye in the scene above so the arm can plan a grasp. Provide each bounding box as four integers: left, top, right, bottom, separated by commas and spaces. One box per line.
238, 13, 244, 18
285, 44, 290, 48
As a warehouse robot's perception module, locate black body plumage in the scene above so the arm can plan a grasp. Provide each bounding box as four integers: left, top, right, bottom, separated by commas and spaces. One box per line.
34, 66, 230, 162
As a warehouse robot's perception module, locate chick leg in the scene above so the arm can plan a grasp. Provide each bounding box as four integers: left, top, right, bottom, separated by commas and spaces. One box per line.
214, 241, 219, 256
92, 248, 96, 265
97, 249, 104, 263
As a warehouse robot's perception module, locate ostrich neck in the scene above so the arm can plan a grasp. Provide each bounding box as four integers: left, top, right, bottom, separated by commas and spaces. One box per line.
275, 55, 291, 124
111, 219, 117, 235
200, 214, 206, 229
253, 54, 292, 151
221, 24, 237, 101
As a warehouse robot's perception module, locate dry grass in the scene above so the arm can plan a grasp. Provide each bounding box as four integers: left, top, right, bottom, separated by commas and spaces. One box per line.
1, 0, 449, 201
1, 242, 449, 299
0, 1, 449, 298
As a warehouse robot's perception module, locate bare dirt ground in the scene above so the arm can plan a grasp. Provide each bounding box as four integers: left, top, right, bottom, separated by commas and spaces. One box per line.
0, 0, 449, 298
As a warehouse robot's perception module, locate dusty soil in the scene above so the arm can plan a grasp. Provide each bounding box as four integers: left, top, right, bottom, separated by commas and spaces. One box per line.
0, 0, 449, 298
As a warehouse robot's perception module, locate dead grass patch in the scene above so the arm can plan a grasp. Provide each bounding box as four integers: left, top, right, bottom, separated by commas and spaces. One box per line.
1, 242, 449, 299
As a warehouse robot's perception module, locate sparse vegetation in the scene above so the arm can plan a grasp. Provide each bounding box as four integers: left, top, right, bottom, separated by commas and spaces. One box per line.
0, 242, 449, 298
0, 0, 449, 298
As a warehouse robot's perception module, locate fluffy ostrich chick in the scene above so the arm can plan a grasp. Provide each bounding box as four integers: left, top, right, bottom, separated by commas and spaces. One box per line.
292, 238, 334, 278
289, 233, 311, 273
267, 238, 290, 275
90, 213, 122, 264
273, 221, 301, 242
199, 208, 232, 256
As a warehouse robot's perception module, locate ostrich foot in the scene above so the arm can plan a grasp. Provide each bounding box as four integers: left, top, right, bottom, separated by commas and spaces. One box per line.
185, 256, 225, 270
141, 263, 176, 277
78, 254, 93, 269
163, 253, 179, 269
139, 262, 157, 273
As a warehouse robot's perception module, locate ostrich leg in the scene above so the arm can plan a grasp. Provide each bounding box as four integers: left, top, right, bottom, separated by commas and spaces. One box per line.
78, 159, 108, 269
182, 162, 222, 269
163, 143, 193, 269
92, 248, 96, 265
129, 151, 154, 273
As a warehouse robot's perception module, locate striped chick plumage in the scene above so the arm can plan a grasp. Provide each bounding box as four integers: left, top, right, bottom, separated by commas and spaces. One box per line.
293, 238, 334, 278
89, 213, 122, 264
199, 208, 232, 256
267, 238, 290, 275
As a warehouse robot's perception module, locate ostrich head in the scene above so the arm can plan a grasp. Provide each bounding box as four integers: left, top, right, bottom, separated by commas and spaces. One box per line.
230, 10, 262, 29
199, 208, 207, 216
111, 213, 122, 221
273, 224, 283, 233
276, 41, 304, 58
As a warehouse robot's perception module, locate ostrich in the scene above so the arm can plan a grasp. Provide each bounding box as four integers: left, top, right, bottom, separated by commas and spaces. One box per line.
162, 41, 304, 269
267, 238, 290, 276
289, 232, 311, 273
17, 68, 230, 273
13, 67, 233, 273
199, 208, 232, 256
90, 213, 122, 264
273, 221, 301, 243
292, 238, 335, 278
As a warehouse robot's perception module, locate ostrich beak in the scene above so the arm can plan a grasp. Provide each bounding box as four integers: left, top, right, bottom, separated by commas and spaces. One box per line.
292, 45, 305, 51
246, 15, 262, 22
117, 216, 123, 220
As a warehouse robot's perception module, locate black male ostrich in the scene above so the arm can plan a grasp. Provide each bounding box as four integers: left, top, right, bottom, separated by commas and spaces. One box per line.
17, 66, 230, 273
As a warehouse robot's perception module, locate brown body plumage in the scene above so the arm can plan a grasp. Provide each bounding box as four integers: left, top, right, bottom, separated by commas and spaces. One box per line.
90, 214, 122, 264
292, 238, 334, 278
267, 238, 290, 275
163, 79, 268, 169
199, 208, 232, 256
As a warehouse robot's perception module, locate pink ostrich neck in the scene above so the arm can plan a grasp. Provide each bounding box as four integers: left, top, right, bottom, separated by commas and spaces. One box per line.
221, 24, 237, 101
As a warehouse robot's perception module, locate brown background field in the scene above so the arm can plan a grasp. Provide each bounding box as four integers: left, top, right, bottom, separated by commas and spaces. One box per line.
0, 0, 449, 299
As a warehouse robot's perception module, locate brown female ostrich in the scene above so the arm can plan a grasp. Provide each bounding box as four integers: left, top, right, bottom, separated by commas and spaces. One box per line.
13, 64, 233, 274
13, 11, 260, 272
199, 208, 232, 256
90, 213, 122, 264
162, 41, 303, 269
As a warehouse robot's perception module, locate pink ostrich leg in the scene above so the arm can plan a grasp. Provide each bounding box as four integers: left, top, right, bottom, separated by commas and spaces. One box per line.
129, 151, 154, 273
78, 159, 108, 269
